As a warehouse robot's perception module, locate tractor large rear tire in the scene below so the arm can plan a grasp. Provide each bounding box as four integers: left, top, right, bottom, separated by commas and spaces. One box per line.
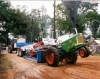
65, 52, 77, 64
8, 45, 13, 53
46, 47, 60, 67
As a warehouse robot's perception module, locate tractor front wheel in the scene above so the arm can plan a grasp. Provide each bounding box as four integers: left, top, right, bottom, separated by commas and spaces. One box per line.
65, 52, 77, 64
46, 47, 60, 67
84, 47, 91, 57
79, 47, 89, 58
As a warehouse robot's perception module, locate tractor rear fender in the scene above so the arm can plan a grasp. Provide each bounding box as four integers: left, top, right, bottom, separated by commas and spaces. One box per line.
68, 44, 88, 53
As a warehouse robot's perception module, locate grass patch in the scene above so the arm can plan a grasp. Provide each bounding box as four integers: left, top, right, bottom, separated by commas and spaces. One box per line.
0, 54, 13, 79
93, 53, 100, 56
0, 54, 13, 70
92, 53, 100, 56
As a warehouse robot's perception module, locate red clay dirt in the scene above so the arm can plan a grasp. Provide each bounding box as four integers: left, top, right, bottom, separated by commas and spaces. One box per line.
3, 51, 100, 79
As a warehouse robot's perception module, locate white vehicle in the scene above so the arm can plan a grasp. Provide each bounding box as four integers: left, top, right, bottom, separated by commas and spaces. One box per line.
42, 38, 57, 45
17, 43, 34, 57
8, 35, 26, 53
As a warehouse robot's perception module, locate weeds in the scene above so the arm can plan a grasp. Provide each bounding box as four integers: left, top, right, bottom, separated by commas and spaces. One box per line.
0, 54, 13, 79
0, 54, 13, 69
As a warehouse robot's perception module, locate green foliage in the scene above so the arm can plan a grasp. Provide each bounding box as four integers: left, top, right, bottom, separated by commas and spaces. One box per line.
51, 1, 99, 38
29, 7, 50, 42
0, 1, 50, 43
0, 1, 100, 44
85, 11, 100, 38
0, 54, 13, 69
96, 31, 100, 38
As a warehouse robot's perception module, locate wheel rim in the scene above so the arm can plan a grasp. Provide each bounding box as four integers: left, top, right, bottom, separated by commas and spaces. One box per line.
46, 50, 54, 64
79, 49, 85, 57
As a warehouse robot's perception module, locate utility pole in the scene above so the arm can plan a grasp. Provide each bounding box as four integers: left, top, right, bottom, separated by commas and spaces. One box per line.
31, 18, 33, 42
53, 0, 56, 39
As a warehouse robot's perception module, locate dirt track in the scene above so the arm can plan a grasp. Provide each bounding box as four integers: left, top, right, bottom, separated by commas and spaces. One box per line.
5, 51, 100, 79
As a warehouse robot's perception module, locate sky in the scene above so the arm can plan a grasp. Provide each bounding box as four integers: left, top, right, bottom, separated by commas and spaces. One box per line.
10, 1, 61, 17
10, 1, 100, 17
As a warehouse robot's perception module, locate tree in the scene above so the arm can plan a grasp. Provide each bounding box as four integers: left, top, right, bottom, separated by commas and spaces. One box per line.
0, 1, 51, 43
85, 11, 100, 38
0, 1, 11, 43
56, 4, 72, 35
51, 1, 99, 37
0, 1, 32, 44
29, 6, 50, 42
77, 2, 99, 34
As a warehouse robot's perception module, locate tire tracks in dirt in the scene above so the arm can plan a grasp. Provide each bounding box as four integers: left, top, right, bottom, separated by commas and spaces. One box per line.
6, 52, 100, 79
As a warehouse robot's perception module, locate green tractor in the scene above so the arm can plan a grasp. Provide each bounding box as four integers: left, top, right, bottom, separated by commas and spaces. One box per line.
46, 33, 91, 67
